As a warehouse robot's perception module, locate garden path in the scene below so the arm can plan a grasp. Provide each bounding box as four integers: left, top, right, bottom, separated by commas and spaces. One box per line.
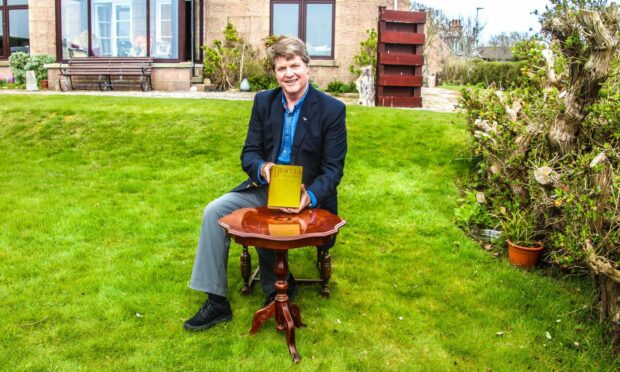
0, 87, 459, 113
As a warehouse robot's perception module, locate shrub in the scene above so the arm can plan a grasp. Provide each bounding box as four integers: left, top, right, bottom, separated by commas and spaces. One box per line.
454, 191, 495, 232
245, 61, 278, 91
202, 22, 259, 90
24, 55, 56, 83
8, 52, 29, 85
325, 80, 357, 94
440, 58, 526, 89
8, 53, 56, 86
349, 29, 377, 78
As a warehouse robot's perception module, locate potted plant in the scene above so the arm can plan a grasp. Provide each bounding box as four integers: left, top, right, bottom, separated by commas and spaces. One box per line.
500, 207, 543, 269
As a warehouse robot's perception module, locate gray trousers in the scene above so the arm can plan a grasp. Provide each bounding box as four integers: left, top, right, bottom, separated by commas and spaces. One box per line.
189, 187, 284, 297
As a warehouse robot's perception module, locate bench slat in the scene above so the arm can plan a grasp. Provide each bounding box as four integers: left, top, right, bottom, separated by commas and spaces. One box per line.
60, 57, 153, 92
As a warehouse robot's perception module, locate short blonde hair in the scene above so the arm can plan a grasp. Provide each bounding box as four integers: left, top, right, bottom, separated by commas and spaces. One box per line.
267, 36, 311, 66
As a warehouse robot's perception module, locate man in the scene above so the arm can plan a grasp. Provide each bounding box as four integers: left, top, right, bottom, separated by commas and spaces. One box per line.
184, 37, 347, 331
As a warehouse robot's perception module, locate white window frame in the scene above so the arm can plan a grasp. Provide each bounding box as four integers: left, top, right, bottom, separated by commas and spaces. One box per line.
94, 1, 132, 57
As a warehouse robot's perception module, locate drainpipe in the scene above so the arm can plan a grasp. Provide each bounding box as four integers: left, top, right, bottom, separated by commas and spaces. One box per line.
191, 0, 196, 77
393, 0, 398, 10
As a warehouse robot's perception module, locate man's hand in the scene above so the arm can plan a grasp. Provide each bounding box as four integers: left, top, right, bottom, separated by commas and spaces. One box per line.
281, 184, 311, 214
260, 162, 276, 184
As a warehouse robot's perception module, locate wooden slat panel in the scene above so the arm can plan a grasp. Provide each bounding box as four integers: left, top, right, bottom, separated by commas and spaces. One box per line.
380, 10, 426, 24
378, 75, 423, 87
379, 53, 424, 66
377, 96, 423, 108
380, 31, 425, 45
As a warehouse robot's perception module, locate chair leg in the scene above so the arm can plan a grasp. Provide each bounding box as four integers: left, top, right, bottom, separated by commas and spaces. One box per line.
240, 245, 251, 295
319, 251, 331, 298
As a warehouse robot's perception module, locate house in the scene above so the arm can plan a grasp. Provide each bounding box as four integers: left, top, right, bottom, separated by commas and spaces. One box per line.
478, 46, 513, 61
0, 0, 413, 91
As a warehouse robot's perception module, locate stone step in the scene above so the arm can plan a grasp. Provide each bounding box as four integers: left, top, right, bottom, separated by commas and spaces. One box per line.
190, 76, 204, 84
190, 83, 216, 92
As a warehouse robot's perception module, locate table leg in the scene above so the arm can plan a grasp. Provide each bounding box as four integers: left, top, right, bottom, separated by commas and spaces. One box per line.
250, 302, 275, 334
249, 250, 303, 363
240, 246, 251, 295
281, 302, 301, 363
319, 251, 332, 298
290, 303, 304, 328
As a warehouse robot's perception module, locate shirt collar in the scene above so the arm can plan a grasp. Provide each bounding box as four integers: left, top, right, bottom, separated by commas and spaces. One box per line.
281, 84, 310, 113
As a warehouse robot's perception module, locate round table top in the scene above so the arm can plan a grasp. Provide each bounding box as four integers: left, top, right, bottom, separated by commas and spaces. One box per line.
218, 207, 346, 247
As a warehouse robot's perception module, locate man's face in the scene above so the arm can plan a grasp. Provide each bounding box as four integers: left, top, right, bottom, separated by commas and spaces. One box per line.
274, 55, 309, 98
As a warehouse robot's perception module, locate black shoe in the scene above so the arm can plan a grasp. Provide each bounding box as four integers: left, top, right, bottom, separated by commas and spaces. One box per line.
264, 275, 299, 306
183, 300, 232, 331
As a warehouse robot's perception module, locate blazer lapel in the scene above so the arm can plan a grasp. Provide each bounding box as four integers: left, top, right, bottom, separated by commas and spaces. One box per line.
291, 86, 317, 162
270, 90, 285, 162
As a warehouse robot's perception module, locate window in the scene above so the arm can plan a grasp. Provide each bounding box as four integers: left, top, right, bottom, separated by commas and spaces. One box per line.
270, 0, 334, 59
0, 0, 29, 60
61, 0, 88, 59
91, 0, 146, 57
150, 0, 178, 59
58, 0, 179, 60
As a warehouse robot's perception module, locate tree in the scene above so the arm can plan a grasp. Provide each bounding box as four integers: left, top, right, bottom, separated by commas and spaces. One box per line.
460, 0, 620, 352
541, 0, 619, 154
488, 32, 531, 48
410, 1, 485, 57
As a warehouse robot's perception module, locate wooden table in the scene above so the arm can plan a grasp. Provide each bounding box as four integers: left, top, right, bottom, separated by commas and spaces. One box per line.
218, 207, 346, 363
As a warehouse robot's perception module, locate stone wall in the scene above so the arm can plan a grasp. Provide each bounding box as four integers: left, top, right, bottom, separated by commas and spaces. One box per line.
0, 66, 11, 77
203, 0, 411, 88
28, 0, 57, 58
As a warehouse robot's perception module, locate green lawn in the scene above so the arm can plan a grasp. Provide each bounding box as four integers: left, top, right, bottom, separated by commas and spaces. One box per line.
1, 94, 618, 370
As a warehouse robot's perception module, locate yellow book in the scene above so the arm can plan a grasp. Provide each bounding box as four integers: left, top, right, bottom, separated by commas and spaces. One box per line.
267, 165, 302, 209
268, 223, 301, 237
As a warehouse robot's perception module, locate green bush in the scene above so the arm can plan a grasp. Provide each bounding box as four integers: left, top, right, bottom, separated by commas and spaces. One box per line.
8, 52, 29, 85
8, 53, 56, 86
349, 29, 377, 78
244, 61, 278, 91
325, 80, 357, 94
468, 60, 526, 89
24, 55, 56, 83
440, 58, 526, 89
202, 22, 259, 90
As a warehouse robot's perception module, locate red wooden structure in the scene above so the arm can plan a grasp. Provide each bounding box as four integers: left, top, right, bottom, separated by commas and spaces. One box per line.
376, 7, 426, 108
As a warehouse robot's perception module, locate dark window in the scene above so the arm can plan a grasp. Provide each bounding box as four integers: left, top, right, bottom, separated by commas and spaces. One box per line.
0, 0, 29, 60
270, 0, 335, 59
0, 11, 3, 57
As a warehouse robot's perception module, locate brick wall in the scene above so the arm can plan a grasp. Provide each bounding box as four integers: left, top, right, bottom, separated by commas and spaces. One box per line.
203, 0, 411, 88
28, 0, 57, 58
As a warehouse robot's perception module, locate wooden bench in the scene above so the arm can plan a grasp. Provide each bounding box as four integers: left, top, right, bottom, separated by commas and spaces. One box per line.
59, 57, 153, 92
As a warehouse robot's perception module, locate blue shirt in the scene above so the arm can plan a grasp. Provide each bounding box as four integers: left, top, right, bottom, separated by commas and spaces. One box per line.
258, 87, 317, 207
277, 88, 307, 164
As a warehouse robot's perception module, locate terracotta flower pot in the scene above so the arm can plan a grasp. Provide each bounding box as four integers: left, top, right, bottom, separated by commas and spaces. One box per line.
507, 240, 543, 269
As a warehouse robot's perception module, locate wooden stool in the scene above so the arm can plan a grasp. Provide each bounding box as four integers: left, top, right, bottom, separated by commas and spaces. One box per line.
219, 207, 345, 363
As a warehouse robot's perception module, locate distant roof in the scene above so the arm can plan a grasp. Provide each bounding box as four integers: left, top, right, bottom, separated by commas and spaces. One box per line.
478, 46, 513, 61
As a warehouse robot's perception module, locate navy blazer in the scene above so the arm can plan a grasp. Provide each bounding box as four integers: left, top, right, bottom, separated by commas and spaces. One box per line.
232, 85, 347, 216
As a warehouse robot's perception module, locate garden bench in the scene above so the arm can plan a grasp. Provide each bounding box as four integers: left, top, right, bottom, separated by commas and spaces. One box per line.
59, 57, 152, 92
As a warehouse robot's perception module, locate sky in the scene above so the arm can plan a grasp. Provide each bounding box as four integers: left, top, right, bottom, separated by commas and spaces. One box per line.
411, 0, 551, 42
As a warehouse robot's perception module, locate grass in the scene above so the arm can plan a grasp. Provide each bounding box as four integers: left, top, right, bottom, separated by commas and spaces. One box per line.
0, 94, 619, 370
438, 83, 467, 92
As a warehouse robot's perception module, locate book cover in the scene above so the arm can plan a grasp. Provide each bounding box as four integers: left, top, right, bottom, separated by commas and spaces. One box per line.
268, 223, 301, 237
267, 165, 302, 209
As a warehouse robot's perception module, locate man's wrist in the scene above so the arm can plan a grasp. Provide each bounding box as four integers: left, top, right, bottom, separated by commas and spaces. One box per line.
257, 161, 267, 185
307, 190, 317, 208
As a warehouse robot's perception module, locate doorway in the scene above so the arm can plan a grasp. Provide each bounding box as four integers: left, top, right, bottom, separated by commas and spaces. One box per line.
184, 0, 203, 62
